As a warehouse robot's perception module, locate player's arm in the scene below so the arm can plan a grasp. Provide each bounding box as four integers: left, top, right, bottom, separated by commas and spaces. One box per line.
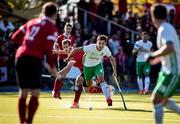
132, 42, 141, 55
147, 42, 174, 65
11, 24, 26, 45
132, 47, 140, 55
109, 56, 117, 78
64, 47, 83, 62
151, 42, 174, 57
52, 49, 66, 55
44, 30, 60, 78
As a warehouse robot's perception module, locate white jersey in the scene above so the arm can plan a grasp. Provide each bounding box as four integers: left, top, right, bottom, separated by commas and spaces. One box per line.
134, 40, 152, 62
83, 44, 112, 67
157, 22, 180, 74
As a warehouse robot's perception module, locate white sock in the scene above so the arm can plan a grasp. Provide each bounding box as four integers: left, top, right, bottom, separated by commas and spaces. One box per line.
137, 77, 143, 91
92, 80, 97, 86
100, 82, 110, 99
144, 76, 150, 91
153, 103, 163, 124
165, 99, 180, 114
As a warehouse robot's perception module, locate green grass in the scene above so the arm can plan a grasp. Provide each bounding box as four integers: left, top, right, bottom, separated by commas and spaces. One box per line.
0, 91, 179, 124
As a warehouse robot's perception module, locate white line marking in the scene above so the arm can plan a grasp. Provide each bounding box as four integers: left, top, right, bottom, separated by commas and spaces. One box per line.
0, 113, 180, 122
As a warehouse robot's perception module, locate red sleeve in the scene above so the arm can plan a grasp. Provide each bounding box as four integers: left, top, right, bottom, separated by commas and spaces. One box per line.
45, 27, 58, 68
71, 35, 76, 46
45, 41, 56, 68
11, 24, 26, 45
56, 35, 63, 49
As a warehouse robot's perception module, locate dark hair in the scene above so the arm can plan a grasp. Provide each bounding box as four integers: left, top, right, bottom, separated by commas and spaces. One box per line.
141, 31, 148, 36
97, 35, 108, 43
65, 23, 72, 28
62, 39, 71, 46
152, 4, 167, 20
42, 2, 57, 17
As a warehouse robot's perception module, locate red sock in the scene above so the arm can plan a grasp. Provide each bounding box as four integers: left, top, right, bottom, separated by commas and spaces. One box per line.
89, 86, 102, 93
27, 96, 39, 123
74, 85, 82, 103
18, 97, 27, 124
53, 78, 63, 93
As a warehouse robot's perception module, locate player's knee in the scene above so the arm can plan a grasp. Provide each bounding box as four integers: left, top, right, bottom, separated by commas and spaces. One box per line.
97, 77, 105, 83
144, 73, 149, 76
58, 71, 65, 78
151, 94, 163, 105
138, 75, 143, 78
86, 80, 93, 87
76, 76, 84, 85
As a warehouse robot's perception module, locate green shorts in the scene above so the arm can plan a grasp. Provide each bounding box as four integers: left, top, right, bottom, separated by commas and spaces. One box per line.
153, 72, 180, 97
83, 63, 104, 81
136, 62, 150, 77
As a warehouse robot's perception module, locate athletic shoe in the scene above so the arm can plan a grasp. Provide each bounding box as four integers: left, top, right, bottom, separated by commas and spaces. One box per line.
139, 90, 144, 95
106, 98, 112, 106
70, 102, 79, 108
52, 91, 62, 99
143, 90, 148, 95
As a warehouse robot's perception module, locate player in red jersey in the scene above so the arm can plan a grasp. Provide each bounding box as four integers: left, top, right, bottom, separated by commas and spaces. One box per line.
53, 39, 104, 108
11, 2, 61, 124
54, 23, 76, 70
52, 23, 76, 98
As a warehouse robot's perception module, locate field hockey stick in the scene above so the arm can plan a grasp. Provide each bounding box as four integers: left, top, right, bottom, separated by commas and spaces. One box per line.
41, 74, 75, 81
114, 76, 127, 110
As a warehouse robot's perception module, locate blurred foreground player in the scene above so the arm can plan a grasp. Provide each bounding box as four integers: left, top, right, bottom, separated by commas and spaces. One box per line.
149, 4, 180, 124
11, 2, 61, 124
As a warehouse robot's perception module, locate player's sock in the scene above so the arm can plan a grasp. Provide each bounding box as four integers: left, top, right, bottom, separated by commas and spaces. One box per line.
74, 85, 82, 103
18, 97, 27, 123
88, 86, 102, 93
137, 77, 143, 92
100, 82, 110, 98
92, 80, 97, 86
153, 103, 163, 124
144, 76, 150, 92
165, 99, 180, 114
53, 78, 63, 98
27, 96, 39, 123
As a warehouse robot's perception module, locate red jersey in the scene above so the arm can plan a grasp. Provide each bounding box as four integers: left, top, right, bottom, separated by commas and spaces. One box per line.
56, 33, 75, 59
12, 16, 58, 68
71, 51, 84, 72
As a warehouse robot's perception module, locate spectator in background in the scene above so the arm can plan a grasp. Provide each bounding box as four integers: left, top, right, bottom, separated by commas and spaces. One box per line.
98, 0, 113, 20
77, 0, 89, 29
118, 0, 128, 16
115, 47, 128, 83
120, 31, 133, 56
132, 31, 153, 95
108, 33, 120, 56
0, 17, 15, 42
11, 2, 61, 124
83, 35, 96, 46
0, 17, 15, 33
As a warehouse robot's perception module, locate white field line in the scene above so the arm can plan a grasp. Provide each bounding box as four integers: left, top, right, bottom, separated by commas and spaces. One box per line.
0, 113, 180, 122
